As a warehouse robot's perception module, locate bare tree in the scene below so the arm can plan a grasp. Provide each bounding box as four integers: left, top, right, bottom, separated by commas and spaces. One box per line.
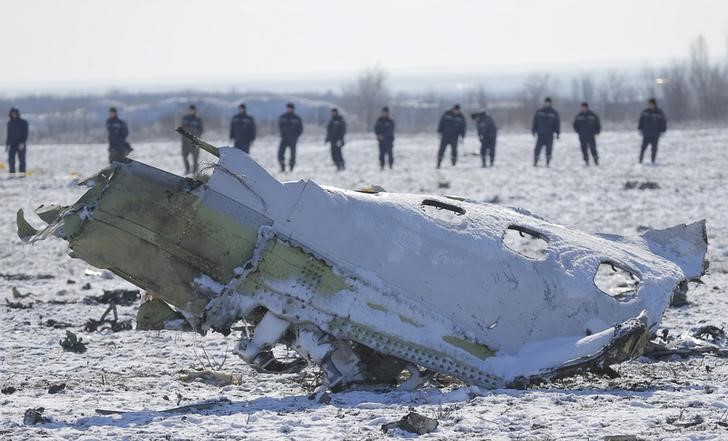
660, 62, 691, 122
340, 65, 390, 130
521, 74, 557, 109
688, 35, 728, 120
639, 66, 658, 101
466, 84, 490, 109
9, 33, 728, 142
517, 74, 559, 126
571, 73, 596, 104
689, 35, 713, 118
598, 70, 633, 122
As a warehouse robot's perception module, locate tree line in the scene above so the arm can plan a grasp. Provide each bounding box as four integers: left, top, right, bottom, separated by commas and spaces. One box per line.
342, 35, 727, 133
2, 35, 726, 144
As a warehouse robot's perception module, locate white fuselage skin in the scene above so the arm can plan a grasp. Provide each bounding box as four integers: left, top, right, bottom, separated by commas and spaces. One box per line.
207, 148, 700, 365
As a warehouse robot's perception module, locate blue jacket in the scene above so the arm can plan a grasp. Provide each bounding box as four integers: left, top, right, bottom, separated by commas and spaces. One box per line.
438, 110, 466, 141
638, 108, 667, 138
106, 116, 129, 150
475, 112, 497, 139
325, 114, 346, 142
6, 108, 28, 146
279, 112, 303, 140
572, 110, 601, 138
374, 116, 395, 142
230, 112, 256, 144
532, 107, 560, 136
181, 114, 204, 136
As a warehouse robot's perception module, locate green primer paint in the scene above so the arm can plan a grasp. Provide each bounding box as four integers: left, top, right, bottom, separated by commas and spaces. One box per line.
398, 315, 420, 326
252, 238, 349, 296
367, 302, 387, 312
442, 336, 494, 360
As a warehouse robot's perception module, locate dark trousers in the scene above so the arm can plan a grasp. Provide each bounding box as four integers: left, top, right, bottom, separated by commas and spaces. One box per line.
329, 140, 344, 170
108, 143, 129, 164
534, 134, 554, 166
378, 139, 394, 169
480, 136, 496, 166
7, 144, 26, 173
278, 138, 297, 171
579, 136, 599, 165
640, 136, 659, 163
234, 141, 251, 154
182, 143, 199, 174
437, 137, 458, 167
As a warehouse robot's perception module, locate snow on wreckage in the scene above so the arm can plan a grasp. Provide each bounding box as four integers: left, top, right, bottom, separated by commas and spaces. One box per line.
16, 129, 708, 393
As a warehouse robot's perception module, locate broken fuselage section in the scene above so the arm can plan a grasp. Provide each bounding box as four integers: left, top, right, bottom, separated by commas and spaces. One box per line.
18, 144, 708, 389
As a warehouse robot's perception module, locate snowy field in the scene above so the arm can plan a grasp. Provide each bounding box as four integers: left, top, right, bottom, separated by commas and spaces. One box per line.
1, 128, 727, 440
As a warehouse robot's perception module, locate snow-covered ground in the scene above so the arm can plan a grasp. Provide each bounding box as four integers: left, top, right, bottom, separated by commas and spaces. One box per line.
1, 129, 727, 440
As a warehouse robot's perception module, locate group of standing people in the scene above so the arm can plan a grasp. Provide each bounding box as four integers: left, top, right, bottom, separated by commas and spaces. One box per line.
527, 96, 667, 167
428, 96, 666, 170
189, 97, 665, 173
4, 98, 668, 175
225, 103, 396, 173
227, 102, 303, 172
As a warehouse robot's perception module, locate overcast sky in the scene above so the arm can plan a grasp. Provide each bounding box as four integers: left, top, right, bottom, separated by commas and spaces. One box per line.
1, 0, 727, 93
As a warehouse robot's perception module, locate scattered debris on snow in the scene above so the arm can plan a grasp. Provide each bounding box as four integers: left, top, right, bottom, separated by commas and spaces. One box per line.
178, 369, 242, 386
44, 318, 74, 329
645, 325, 727, 358
381, 411, 439, 435
5, 299, 33, 309
667, 410, 705, 428
59, 330, 87, 353
3, 132, 727, 439
47, 383, 66, 394
17, 137, 709, 393
0, 272, 54, 281
23, 408, 49, 425
84, 303, 132, 332
95, 397, 232, 416
624, 180, 660, 190
11, 286, 30, 299
83, 289, 140, 306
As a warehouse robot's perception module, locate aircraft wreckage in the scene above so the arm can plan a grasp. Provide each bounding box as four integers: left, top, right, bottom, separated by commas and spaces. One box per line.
17, 129, 708, 391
